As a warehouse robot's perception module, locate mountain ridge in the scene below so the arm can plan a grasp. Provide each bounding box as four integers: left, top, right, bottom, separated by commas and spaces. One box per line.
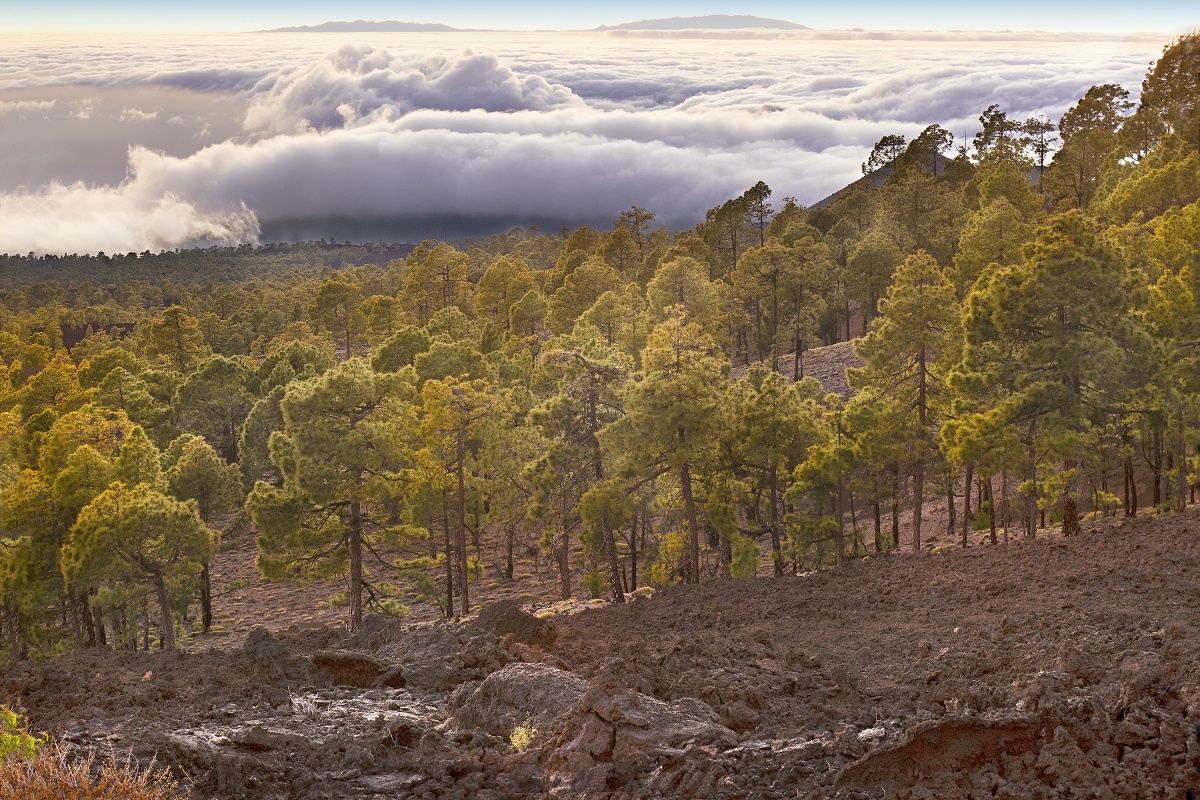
596, 14, 809, 31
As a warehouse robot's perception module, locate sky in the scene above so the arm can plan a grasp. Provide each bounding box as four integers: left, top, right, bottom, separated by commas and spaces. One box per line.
0, 6, 1197, 256
4, 1, 1196, 35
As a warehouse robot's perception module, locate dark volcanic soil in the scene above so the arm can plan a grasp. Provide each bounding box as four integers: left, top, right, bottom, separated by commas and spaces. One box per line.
5, 510, 1200, 798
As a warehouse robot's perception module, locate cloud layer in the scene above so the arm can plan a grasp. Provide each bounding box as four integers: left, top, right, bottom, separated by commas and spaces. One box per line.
242, 44, 582, 133
0, 30, 1170, 255
0, 179, 258, 256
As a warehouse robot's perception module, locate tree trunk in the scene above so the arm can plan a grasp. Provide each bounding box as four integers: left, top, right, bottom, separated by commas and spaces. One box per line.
793, 326, 802, 381
455, 432, 469, 617
584, 383, 625, 604
849, 487, 860, 554
799, 336, 806, 380
681, 463, 701, 583
559, 526, 571, 600
200, 561, 213, 633
1152, 422, 1163, 506
1063, 493, 1081, 536
770, 274, 780, 374
1124, 455, 1134, 517
348, 500, 364, 632
947, 470, 956, 539
1177, 406, 1188, 514
873, 496, 882, 554
836, 477, 846, 566
1025, 440, 1038, 538
443, 503, 454, 619
82, 592, 96, 648
1060, 459, 1081, 536
602, 514, 624, 603
628, 510, 639, 590
987, 477, 998, 545
505, 525, 515, 581
911, 458, 924, 554
770, 464, 785, 575
94, 601, 107, 648
154, 575, 176, 651
1001, 469, 1010, 544
891, 466, 901, 551
913, 346, 927, 554
962, 461, 973, 548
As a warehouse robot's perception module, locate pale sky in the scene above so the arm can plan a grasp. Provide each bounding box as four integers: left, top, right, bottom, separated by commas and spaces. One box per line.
3, 1, 1197, 35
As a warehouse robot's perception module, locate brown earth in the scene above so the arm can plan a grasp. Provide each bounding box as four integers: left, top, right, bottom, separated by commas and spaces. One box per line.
730, 340, 863, 398
4, 510, 1200, 798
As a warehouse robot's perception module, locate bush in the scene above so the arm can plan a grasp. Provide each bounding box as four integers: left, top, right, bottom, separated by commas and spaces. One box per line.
509, 720, 537, 752
0, 705, 45, 763
0, 746, 185, 800
729, 533, 761, 578
582, 568, 608, 599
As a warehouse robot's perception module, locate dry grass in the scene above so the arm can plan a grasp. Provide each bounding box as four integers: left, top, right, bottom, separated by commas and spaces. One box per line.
0, 746, 185, 800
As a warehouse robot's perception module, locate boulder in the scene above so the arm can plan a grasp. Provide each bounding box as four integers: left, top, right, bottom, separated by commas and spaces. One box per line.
242, 627, 309, 683
474, 600, 558, 648
543, 661, 736, 796
449, 662, 587, 738
311, 650, 387, 688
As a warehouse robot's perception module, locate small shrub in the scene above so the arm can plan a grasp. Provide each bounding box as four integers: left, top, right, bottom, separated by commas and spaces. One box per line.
649, 531, 689, 586
0, 745, 185, 800
729, 532, 760, 578
582, 568, 608, 599
510, 720, 537, 752
0, 706, 45, 763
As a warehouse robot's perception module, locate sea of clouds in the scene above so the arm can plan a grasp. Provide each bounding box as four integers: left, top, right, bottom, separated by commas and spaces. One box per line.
0, 30, 1169, 255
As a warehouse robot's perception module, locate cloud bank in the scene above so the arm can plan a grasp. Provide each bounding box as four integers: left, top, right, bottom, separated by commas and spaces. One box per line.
0, 179, 258, 256
0, 31, 1169, 255
242, 44, 583, 133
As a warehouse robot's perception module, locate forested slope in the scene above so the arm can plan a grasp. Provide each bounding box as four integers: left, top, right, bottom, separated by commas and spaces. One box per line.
0, 32, 1197, 663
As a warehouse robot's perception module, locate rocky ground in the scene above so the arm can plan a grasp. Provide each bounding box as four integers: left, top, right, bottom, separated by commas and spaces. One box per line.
4, 509, 1200, 798
731, 341, 863, 398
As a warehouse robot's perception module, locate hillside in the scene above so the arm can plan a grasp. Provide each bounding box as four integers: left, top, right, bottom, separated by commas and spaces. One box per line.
3, 510, 1199, 798
731, 339, 863, 398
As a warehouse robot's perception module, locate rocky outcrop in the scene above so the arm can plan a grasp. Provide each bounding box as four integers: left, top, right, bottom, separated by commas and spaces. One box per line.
835, 714, 1045, 790
311, 649, 388, 688
449, 662, 587, 739
542, 661, 737, 797
473, 600, 558, 648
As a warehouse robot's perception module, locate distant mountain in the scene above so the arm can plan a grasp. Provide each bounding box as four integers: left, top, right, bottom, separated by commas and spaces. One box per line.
596, 15, 809, 31
811, 153, 1043, 209
264, 20, 457, 33
811, 152, 961, 209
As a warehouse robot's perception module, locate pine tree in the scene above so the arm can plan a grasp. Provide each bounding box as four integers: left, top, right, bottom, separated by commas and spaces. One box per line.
850, 251, 960, 553
248, 360, 418, 632
419, 376, 512, 616
64, 482, 212, 651
604, 313, 729, 581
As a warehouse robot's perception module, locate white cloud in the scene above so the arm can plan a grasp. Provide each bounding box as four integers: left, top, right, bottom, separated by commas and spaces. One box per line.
119, 107, 160, 121
0, 179, 259, 257
0, 99, 56, 117
243, 44, 584, 133
0, 30, 1175, 254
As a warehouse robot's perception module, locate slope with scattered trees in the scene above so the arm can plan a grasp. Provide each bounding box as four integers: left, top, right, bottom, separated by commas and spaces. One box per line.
0, 33, 1196, 660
